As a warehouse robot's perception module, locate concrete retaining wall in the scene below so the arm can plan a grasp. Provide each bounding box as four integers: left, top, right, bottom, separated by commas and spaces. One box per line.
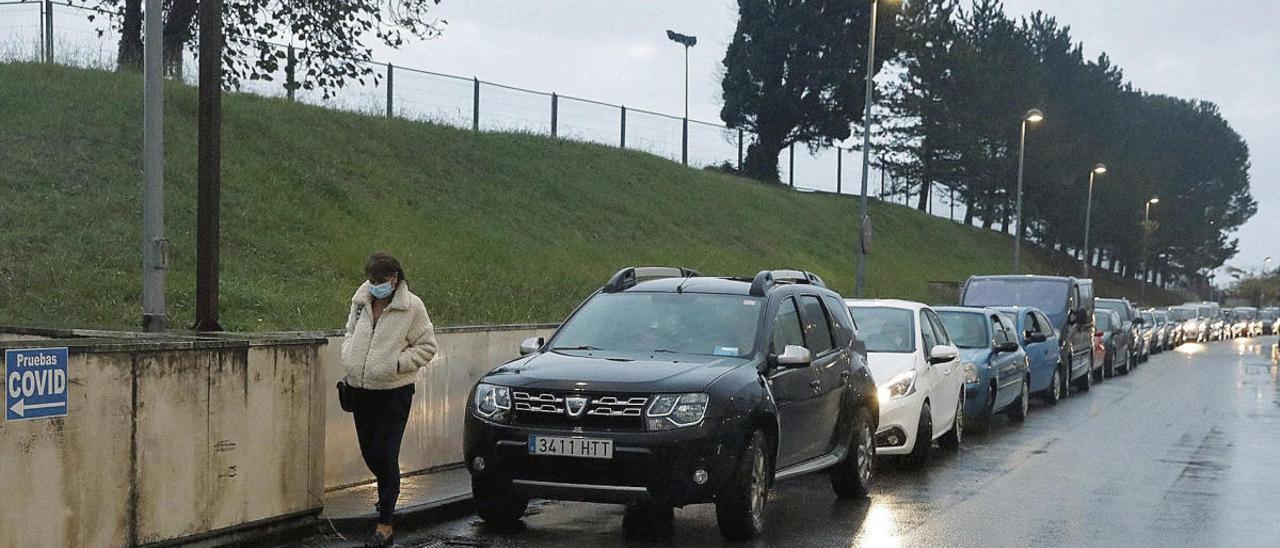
323, 324, 557, 490
0, 333, 328, 548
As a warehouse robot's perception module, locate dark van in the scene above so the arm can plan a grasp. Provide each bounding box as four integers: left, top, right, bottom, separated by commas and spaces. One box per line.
960, 276, 1096, 396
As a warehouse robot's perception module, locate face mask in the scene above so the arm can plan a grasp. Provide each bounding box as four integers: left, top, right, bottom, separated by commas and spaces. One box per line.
369, 281, 395, 299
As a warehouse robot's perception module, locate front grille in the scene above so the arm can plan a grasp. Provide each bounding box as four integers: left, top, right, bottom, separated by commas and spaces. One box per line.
512, 390, 648, 431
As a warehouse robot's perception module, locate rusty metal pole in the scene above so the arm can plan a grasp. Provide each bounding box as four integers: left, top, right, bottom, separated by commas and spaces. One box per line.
194, 0, 223, 331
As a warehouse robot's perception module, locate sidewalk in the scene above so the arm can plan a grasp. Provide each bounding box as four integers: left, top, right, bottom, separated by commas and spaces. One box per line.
320, 467, 474, 537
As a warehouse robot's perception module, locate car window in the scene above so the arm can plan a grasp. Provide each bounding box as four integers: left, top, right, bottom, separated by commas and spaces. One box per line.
824, 296, 857, 339
939, 311, 988, 349
848, 307, 916, 353
925, 310, 951, 346
963, 278, 1070, 314
1023, 312, 1041, 338
1095, 312, 1112, 331
990, 315, 1008, 346
771, 297, 806, 353
1034, 311, 1056, 337
998, 316, 1019, 344
799, 295, 835, 355
550, 292, 763, 357
920, 311, 938, 351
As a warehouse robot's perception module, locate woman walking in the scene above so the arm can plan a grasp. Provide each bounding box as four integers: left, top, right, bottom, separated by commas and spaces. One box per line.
341, 252, 438, 547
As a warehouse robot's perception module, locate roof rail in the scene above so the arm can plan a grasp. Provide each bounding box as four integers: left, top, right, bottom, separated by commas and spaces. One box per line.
602, 266, 702, 293
749, 269, 826, 296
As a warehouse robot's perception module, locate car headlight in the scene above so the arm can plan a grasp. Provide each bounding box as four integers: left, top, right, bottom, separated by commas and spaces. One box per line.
877, 370, 917, 403
962, 362, 979, 384
473, 383, 512, 422
646, 393, 709, 430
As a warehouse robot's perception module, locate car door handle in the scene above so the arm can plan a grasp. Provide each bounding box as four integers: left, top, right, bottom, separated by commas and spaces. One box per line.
809, 379, 822, 393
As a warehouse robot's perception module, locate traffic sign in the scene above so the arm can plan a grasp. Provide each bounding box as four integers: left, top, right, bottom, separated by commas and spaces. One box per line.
5, 347, 69, 421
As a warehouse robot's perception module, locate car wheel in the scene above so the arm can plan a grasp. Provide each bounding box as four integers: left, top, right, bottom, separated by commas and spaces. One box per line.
904, 401, 933, 469
473, 472, 529, 527
716, 429, 770, 541
1075, 359, 1093, 393
1061, 359, 1073, 397
1120, 351, 1131, 375
830, 408, 874, 499
1007, 376, 1030, 423
1043, 367, 1062, 406
939, 390, 964, 450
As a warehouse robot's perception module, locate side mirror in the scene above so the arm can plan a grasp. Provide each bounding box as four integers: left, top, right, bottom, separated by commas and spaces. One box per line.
775, 344, 812, 368
1027, 332, 1049, 343
519, 336, 544, 356
996, 341, 1020, 353
929, 345, 958, 364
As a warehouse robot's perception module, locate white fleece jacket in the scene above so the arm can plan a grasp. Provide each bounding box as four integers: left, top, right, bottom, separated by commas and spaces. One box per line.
341, 280, 439, 390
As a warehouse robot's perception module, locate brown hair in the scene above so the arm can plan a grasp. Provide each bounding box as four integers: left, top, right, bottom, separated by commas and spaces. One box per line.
364, 251, 406, 283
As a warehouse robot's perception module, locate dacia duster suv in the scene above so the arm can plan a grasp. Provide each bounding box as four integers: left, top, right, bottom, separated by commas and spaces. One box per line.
463, 267, 879, 540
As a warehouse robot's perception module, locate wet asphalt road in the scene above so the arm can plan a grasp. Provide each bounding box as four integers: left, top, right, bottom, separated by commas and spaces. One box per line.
329, 337, 1280, 548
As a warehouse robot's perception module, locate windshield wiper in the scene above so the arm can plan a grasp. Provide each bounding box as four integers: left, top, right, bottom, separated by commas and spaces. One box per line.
651, 348, 679, 354
552, 345, 603, 351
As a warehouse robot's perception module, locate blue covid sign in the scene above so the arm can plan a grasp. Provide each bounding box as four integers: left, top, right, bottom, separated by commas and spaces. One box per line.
5, 347, 69, 421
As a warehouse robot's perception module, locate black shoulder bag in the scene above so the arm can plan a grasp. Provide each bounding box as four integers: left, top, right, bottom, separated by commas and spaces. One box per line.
336, 304, 363, 412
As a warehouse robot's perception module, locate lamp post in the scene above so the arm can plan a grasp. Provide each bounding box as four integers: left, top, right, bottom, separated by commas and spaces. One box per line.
666, 30, 697, 166
1141, 197, 1159, 298
1081, 163, 1107, 278
1013, 108, 1044, 273
855, 0, 896, 297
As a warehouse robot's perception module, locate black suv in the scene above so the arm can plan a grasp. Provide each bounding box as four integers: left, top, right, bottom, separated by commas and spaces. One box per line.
463, 267, 878, 540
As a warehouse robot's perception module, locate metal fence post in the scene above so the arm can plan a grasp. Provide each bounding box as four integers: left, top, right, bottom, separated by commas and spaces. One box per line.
44, 0, 54, 63
472, 77, 480, 131
385, 63, 394, 118
620, 106, 626, 149
788, 143, 795, 187
837, 148, 843, 194
681, 118, 689, 166
551, 93, 558, 138
285, 45, 296, 101
737, 129, 744, 171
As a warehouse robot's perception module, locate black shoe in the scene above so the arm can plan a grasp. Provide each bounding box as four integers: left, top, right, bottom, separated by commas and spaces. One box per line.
362, 531, 394, 547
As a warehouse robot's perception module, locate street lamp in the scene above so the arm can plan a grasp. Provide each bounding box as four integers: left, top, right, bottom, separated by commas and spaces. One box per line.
1013, 108, 1044, 273
1141, 197, 1159, 297
855, 0, 897, 297
1081, 163, 1107, 277
666, 30, 697, 166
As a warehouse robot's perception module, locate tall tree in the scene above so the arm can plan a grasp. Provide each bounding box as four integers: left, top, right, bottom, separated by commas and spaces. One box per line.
721, 0, 895, 182
81, 0, 445, 96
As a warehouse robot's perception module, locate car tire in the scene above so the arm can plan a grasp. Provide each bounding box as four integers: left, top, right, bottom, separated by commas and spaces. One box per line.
1043, 367, 1062, 406
1120, 350, 1131, 375
904, 401, 933, 469
830, 408, 874, 499
1007, 376, 1030, 423
1075, 359, 1093, 393
938, 390, 964, 450
472, 473, 528, 527
1061, 358, 1073, 398
969, 385, 994, 435
716, 429, 771, 541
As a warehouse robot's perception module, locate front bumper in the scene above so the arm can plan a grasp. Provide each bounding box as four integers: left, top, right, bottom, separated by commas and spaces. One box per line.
875, 390, 924, 456
463, 413, 748, 507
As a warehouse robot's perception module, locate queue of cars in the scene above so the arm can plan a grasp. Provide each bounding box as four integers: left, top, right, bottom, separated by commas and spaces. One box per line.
462, 267, 1256, 540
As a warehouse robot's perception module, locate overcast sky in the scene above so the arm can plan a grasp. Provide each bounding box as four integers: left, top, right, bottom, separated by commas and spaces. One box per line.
376, 0, 1277, 276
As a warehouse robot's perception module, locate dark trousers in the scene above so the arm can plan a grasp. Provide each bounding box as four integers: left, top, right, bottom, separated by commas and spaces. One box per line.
351, 384, 415, 525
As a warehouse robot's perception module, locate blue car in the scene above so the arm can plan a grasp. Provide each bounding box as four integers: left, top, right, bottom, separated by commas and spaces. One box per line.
993, 306, 1065, 405
936, 307, 1031, 432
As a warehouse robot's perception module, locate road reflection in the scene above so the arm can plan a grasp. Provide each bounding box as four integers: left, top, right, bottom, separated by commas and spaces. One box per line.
853, 501, 901, 548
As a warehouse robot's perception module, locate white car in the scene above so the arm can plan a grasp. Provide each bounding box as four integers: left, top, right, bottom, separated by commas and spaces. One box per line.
847, 299, 966, 467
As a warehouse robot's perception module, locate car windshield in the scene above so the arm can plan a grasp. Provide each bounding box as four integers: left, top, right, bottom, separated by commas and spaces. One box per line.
848, 307, 916, 353
1234, 309, 1257, 320
963, 279, 1069, 314
550, 292, 763, 357
1095, 313, 1113, 331
938, 311, 989, 349
1097, 300, 1130, 320
1169, 308, 1194, 321
1140, 312, 1154, 324
1261, 311, 1277, 321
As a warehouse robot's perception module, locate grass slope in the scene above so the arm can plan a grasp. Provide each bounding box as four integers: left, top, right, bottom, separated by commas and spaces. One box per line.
0, 63, 1184, 331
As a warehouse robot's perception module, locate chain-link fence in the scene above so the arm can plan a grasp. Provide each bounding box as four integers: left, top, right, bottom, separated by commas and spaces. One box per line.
3, 0, 968, 216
